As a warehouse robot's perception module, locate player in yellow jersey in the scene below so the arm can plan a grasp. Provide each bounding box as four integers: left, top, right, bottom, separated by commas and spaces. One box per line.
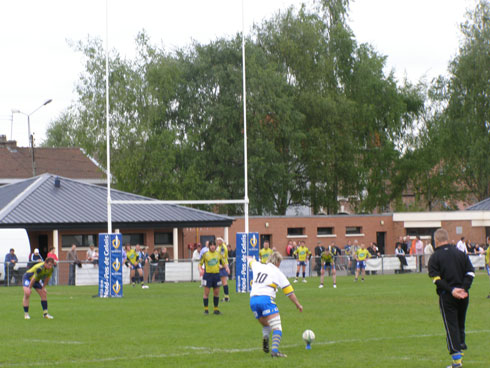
259, 241, 273, 264
217, 237, 231, 302
319, 246, 337, 288
199, 240, 230, 315
22, 257, 55, 319
293, 241, 312, 283
125, 244, 149, 289
354, 243, 371, 282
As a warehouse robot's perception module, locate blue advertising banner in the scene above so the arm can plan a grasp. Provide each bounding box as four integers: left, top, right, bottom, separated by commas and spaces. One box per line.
235, 232, 260, 293
98, 233, 123, 298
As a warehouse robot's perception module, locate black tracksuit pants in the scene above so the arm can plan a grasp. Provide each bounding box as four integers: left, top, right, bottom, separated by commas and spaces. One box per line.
439, 292, 469, 354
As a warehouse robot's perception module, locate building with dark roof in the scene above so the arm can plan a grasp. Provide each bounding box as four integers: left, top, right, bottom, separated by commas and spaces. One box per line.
0, 136, 105, 185
0, 174, 234, 271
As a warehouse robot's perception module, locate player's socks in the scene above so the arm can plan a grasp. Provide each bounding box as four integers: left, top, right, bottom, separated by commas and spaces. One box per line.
203, 297, 209, 314
23, 306, 29, 313
223, 285, 230, 301
41, 300, 48, 313
271, 330, 282, 353
213, 296, 219, 309
451, 352, 463, 366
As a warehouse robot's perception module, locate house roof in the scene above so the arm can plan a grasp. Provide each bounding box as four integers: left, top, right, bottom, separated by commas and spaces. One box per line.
465, 197, 490, 211
0, 146, 105, 184
0, 174, 234, 230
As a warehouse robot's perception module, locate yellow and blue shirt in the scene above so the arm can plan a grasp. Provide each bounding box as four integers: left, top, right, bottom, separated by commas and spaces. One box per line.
25, 262, 53, 282
200, 250, 227, 274
259, 248, 273, 264
126, 249, 139, 266
356, 248, 370, 261
293, 246, 312, 261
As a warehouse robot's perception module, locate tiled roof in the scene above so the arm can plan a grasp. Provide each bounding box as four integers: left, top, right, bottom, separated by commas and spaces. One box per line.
0, 147, 105, 181
0, 174, 234, 229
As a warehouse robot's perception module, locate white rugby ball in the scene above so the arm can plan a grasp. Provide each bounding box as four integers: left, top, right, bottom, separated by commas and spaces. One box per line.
302, 329, 315, 343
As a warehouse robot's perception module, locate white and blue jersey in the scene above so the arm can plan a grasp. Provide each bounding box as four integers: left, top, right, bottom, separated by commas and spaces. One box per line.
249, 259, 294, 318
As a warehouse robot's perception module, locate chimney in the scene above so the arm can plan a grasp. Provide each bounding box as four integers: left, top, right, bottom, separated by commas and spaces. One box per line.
54, 176, 61, 188
0, 135, 18, 149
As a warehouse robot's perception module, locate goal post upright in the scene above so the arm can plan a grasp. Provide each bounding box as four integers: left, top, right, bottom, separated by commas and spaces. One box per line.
105, 0, 251, 236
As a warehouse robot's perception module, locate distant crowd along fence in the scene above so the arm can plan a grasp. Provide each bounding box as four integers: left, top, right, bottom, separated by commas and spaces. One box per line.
1, 254, 487, 287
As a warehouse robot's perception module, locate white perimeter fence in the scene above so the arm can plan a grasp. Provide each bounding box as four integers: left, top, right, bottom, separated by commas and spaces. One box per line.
1, 254, 486, 287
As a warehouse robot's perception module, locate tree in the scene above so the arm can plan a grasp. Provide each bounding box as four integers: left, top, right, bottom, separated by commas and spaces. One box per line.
423, 0, 490, 204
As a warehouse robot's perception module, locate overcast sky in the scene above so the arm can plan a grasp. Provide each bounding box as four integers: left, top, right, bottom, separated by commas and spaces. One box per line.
0, 0, 473, 148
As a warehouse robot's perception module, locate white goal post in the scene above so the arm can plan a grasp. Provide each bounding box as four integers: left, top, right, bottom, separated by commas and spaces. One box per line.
104, 0, 250, 234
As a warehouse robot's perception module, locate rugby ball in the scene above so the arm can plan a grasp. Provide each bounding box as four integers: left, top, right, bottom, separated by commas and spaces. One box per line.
302, 329, 315, 343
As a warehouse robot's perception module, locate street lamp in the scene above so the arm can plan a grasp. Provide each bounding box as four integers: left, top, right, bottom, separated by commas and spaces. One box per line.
12, 99, 53, 176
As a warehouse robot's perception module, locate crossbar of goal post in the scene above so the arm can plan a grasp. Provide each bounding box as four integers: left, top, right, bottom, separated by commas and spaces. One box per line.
111, 199, 248, 205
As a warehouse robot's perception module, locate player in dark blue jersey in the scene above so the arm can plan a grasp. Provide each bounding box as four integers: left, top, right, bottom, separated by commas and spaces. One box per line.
22, 257, 55, 319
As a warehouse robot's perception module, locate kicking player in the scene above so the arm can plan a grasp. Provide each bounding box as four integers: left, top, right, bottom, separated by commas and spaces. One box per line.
354, 243, 370, 282
126, 244, 149, 289
217, 237, 230, 302
259, 241, 273, 264
249, 251, 303, 358
22, 257, 55, 319
319, 246, 337, 288
293, 241, 312, 283
199, 240, 229, 315
429, 228, 474, 368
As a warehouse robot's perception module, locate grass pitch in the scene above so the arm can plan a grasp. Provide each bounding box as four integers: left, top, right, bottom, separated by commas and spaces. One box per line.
1, 272, 489, 368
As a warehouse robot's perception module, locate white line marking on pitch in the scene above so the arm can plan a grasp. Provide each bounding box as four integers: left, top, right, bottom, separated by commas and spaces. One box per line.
1, 329, 488, 367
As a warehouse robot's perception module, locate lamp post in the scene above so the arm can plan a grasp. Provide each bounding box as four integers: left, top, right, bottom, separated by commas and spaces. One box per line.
12, 99, 53, 176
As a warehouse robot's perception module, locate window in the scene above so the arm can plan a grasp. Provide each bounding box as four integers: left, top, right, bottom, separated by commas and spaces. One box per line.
122, 233, 145, 246
62, 234, 98, 248
154, 232, 173, 245
346, 226, 362, 235
287, 227, 304, 236
317, 227, 334, 236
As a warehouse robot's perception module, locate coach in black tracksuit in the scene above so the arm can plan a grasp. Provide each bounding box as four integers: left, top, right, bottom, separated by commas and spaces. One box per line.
428, 228, 475, 368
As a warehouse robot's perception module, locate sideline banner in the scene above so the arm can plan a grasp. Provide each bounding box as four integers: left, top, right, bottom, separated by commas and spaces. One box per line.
98, 233, 123, 298
235, 232, 259, 293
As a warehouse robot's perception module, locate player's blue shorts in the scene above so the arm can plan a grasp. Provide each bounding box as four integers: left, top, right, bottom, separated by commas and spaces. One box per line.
219, 267, 229, 277
203, 273, 222, 288
323, 262, 335, 270
250, 295, 279, 319
130, 263, 142, 270
356, 260, 366, 269
297, 261, 306, 267
22, 274, 44, 289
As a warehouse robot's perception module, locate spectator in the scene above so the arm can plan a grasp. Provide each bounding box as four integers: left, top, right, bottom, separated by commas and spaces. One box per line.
29, 248, 43, 268
46, 247, 59, 286
456, 237, 467, 253
415, 236, 424, 272
158, 247, 170, 283
465, 240, 474, 254
395, 243, 407, 273
67, 244, 78, 286
367, 242, 380, 275
137, 245, 148, 281
192, 244, 202, 263
402, 236, 410, 254
149, 248, 161, 283
314, 242, 325, 277
4, 248, 18, 286
227, 244, 235, 280
86, 244, 97, 265
286, 240, 293, 257
424, 242, 434, 267
473, 243, 484, 255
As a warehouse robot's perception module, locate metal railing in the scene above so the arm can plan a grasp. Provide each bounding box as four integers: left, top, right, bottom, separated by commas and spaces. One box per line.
1, 254, 485, 287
